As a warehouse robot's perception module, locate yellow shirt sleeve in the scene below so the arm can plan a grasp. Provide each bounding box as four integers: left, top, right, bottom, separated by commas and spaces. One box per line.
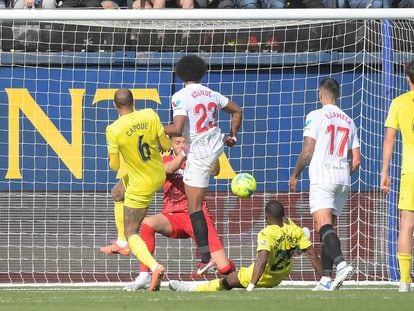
385, 100, 399, 130
106, 125, 120, 171
152, 110, 171, 151
108, 154, 120, 171
106, 125, 119, 155
297, 229, 312, 250
256, 229, 272, 253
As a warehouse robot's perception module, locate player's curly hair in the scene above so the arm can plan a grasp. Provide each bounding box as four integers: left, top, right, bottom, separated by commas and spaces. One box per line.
406, 60, 414, 84
175, 54, 207, 83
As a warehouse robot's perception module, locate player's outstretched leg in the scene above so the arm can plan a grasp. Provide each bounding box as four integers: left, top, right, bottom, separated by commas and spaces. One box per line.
169, 280, 196, 292
123, 273, 151, 291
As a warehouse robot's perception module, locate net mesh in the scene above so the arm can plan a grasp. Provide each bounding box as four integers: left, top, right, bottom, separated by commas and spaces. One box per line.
0, 18, 413, 284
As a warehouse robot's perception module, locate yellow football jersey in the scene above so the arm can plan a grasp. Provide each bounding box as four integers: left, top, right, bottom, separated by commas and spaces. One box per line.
385, 90, 414, 174
106, 108, 167, 195
257, 218, 311, 275
237, 218, 312, 288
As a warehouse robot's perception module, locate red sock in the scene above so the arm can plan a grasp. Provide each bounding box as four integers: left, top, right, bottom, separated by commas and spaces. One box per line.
139, 223, 155, 272
218, 259, 236, 275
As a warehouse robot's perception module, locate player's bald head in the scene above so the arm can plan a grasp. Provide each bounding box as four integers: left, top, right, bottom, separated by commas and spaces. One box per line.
114, 88, 134, 107
265, 200, 285, 221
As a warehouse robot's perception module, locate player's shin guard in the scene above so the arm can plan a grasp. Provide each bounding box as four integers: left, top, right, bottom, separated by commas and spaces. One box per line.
397, 252, 412, 283
114, 201, 126, 241
218, 260, 236, 275
128, 234, 156, 271
319, 224, 344, 266
140, 223, 156, 273
190, 211, 211, 263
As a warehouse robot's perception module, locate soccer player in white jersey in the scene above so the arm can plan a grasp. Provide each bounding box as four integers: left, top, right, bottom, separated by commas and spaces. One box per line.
288, 78, 361, 291
164, 54, 243, 277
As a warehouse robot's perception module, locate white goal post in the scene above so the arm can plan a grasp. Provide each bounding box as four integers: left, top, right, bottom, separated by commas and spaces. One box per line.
0, 9, 413, 286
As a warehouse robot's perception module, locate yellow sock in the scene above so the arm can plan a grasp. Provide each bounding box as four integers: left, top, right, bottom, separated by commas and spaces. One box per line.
195, 279, 223, 292
397, 252, 412, 283
128, 234, 157, 270
114, 201, 126, 241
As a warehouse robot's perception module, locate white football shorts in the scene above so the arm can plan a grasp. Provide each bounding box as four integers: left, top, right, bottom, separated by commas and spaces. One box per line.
183, 147, 223, 188
309, 184, 350, 216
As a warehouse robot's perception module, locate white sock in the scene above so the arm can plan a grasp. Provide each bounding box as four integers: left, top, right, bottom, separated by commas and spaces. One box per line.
136, 272, 150, 281
117, 240, 128, 248
336, 261, 347, 271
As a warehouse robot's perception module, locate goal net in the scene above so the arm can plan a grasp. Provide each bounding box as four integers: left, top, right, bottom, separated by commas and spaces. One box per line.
0, 9, 413, 285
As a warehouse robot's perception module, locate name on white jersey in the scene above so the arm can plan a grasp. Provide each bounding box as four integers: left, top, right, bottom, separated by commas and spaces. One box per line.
324, 112, 351, 126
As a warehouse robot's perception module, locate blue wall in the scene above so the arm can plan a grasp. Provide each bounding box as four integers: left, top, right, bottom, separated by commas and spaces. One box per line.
0, 52, 375, 192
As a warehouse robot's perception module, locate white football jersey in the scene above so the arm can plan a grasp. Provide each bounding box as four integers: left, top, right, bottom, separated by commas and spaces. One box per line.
304, 104, 359, 185
171, 83, 229, 159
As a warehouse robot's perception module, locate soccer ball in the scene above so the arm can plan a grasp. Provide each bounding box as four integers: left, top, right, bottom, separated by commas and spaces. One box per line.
231, 173, 257, 198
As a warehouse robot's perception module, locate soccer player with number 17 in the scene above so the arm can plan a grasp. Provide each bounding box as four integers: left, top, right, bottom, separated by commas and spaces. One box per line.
289, 78, 361, 291
164, 54, 243, 277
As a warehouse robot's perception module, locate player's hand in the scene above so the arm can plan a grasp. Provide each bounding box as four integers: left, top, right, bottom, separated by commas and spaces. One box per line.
380, 172, 391, 195
288, 176, 298, 192
224, 136, 237, 147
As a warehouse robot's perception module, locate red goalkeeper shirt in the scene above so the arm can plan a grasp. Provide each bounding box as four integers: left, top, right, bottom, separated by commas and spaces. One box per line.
162, 154, 208, 214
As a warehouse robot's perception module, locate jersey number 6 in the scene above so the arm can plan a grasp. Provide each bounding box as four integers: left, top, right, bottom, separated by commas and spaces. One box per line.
138, 135, 151, 162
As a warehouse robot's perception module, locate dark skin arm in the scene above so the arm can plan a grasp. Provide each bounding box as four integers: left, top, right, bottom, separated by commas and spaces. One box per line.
249, 250, 269, 288
303, 246, 322, 278
164, 115, 186, 137
221, 101, 243, 147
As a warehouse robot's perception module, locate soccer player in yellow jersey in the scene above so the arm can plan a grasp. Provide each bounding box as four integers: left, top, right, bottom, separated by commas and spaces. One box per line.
381, 60, 414, 293
169, 200, 322, 292
106, 88, 171, 291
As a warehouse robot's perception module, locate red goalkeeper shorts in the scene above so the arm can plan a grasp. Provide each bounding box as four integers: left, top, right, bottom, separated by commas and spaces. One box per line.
163, 211, 224, 253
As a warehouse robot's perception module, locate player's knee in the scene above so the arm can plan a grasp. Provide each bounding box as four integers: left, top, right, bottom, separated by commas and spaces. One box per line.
218, 259, 236, 275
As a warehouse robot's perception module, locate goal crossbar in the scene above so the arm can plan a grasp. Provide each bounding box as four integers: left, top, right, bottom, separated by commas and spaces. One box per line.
1, 8, 414, 22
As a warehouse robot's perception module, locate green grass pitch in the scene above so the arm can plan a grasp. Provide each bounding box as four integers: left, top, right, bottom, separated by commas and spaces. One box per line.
1, 286, 413, 311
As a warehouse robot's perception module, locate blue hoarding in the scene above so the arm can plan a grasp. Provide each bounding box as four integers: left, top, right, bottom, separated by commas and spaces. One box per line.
0, 53, 373, 192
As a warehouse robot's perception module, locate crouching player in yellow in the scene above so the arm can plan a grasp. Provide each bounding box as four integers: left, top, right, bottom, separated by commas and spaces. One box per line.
169, 199, 322, 292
